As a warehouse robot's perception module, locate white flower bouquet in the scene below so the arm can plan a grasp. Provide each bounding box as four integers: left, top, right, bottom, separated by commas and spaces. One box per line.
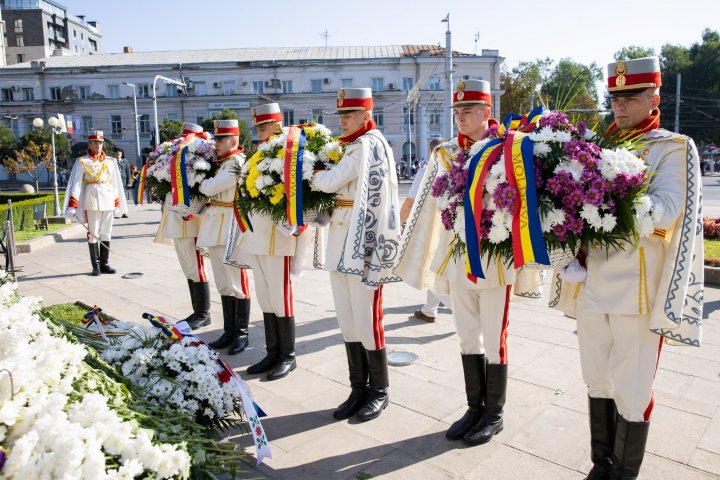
145, 135, 216, 202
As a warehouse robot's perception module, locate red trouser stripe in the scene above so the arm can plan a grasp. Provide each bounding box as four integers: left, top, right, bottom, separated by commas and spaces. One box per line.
194, 238, 207, 282
239, 268, 250, 299
283, 256, 294, 317
498, 285, 512, 364
643, 336, 664, 421
372, 285, 385, 349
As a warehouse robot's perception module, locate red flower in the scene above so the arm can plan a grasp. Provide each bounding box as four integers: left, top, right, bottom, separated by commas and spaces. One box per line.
218, 370, 231, 383
255, 426, 263, 437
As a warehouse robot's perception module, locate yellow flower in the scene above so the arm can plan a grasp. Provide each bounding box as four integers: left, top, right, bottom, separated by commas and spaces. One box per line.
269, 182, 285, 205
327, 149, 342, 163
277, 148, 286, 160
304, 128, 316, 139
245, 168, 260, 197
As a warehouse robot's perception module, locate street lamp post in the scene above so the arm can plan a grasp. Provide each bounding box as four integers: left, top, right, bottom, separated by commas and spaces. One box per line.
152, 75, 186, 148
123, 82, 143, 168
32, 117, 61, 216
441, 14, 453, 139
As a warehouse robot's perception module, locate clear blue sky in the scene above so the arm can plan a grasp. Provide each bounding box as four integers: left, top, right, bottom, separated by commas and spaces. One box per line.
61, 0, 718, 72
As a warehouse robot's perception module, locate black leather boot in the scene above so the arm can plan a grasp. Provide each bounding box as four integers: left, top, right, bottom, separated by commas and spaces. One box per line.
356, 347, 389, 422
209, 295, 236, 349
228, 297, 250, 355
609, 416, 650, 480
182, 279, 197, 324
99, 241, 116, 274
333, 342, 368, 420
247, 313, 279, 375
187, 282, 212, 329
463, 363, 507, 445
446, 354, 486, 440
88, 242, 101, 276
585, 397, 617, 480
267, 316, 296, 380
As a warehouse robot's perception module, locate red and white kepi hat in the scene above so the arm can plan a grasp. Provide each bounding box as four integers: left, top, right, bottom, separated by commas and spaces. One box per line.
88, 130, 104, 141
451, 79, 492, 107
252, 103, 282, 126
606, 56, 662, 97
213, 119, 239, 136
182, 122, 203, 134
336, 87, 373, 112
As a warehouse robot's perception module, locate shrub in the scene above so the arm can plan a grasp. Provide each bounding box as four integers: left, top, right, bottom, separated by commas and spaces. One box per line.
703, 218, 720, 239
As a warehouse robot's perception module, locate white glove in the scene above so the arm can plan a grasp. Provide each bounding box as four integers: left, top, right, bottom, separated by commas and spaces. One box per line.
65, 207, 77, 218
276, 223, 298, 237
559, 258, 587, 283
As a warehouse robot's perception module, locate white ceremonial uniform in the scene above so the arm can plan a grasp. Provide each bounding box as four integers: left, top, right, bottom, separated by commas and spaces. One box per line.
312, 130, 392, 351
396, 138, 515, 364
65, 153, 127, 242
514, 267, 545, 298
157, 194, 207, 283
197, 152, 250, 298
576, 129, 695, 421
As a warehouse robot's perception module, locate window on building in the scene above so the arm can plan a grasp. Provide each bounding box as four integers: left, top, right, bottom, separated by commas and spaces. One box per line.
1, 89, 13, 102
137, 84, 150, 98
79, 86, 91, 100
429, 76, 441, 91
402, 77, 415, 91
110, 115, 122, 140
50, 86, 62, 101
15, 35, 24, 47
22, 88, 34, 101
311, 108, 323, 124
107, 84, 120, 100
429, 111, 442, 132
311, 79, 322, 93
340, 78, 353, 88
403, 107, 415, 126
16, 54, 25, 63
282, 80, 293, 94
223, 81, 235, 95
371, 77, 384, 92
252, 81, 264, 94
89, 39, 97, 52
138, 114, 151, 139
165, 112, 180, 121
195, 114, 207, 125
283, 109, 294, 125
165, 84, 177, 97
372, 108, 384, 131
13, 19, 23, 33
81, 116, 93, 134
194, 82, 207, 96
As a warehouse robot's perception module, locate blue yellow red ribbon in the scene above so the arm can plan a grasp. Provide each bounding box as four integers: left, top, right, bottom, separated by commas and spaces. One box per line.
233, 189, 253, 233
498, 105, 544, 136
134, 161, 149, 205
82, 305, 111, 326
284, 126, 306, 226
171, 132, 211, 207
143, 312, 184, 341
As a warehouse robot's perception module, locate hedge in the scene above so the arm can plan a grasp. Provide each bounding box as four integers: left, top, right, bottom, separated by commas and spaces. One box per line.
0, 193, 66, 231
0, 193, 51, 202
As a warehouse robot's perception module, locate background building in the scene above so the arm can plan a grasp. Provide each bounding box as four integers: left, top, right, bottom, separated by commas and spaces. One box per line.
0, 9, 6, 67
0, 44, 503, 172
1, 0, 101, 66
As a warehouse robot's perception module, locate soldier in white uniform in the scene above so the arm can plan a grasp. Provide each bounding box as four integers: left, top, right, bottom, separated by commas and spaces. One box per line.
312, 88, 401, 422
64, 130, 127, 276
198, 120, 252, 355
157, 122, 211, 329
395, 80, 515, 446
574, 57, 703, 480
242, 103, 298, 380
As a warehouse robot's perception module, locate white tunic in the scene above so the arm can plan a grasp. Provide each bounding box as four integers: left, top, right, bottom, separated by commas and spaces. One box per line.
196, 153, 242, 248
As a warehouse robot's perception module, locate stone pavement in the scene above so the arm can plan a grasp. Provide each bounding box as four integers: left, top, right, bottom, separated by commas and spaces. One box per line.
14, 202, 720, 480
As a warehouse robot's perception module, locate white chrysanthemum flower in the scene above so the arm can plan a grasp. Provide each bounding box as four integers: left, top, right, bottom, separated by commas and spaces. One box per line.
540, 208, 565, 233
453, 208, 465, 235
468, 137, 493, 157
554, 159, 583, 181
533, 141, 552, 157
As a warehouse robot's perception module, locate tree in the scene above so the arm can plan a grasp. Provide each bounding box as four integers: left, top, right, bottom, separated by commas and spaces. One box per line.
20, 126, 71, 165
0, 125, 17, 164
5, 141, 55, 192
540, 59, 604, 127
500, 59, 550, 119
201, 109, 254, 153
614, 46, 656, 60
159, 118, 183, 143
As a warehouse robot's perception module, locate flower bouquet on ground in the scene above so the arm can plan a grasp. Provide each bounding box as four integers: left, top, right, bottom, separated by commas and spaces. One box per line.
237, 123, 341, 225
144, 135, 216, 210
432, 107, 651, 277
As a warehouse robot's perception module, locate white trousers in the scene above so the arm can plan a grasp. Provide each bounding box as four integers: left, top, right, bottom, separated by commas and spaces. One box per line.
577, 307, 663, 422
248, 255, 293, 317
449, 285, 512, 364
86, 210, 113, 243
420, 289, 451, 316
207, 245, 250, 298
329, 271, 384, 351
173, 238, 207, 283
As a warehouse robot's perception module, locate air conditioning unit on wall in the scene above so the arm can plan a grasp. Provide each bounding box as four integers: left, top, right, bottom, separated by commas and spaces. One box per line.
387, 83, 395, 90
212, 82, 222, 88
323, 78, 331, 85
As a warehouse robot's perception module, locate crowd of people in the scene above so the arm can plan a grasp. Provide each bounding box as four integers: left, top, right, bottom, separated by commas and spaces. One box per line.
63, 55, 702, 480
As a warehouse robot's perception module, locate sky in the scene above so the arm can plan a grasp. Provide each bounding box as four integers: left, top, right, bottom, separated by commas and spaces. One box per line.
56, 0, 719, 73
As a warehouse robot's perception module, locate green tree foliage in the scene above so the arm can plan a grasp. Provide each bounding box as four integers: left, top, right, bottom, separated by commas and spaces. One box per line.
500, 59, 548, 119
614, 46, 656, 60
200, 109, 254, 153
159, 118, 183, 143
5, 141, 56, 192
0, 125, 18, 163
19, 126, 71, 163
539, 59, 604, 127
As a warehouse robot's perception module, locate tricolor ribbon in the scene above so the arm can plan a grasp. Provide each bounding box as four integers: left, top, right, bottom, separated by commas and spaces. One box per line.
233, 189, 253, 233
143, 313, 184, 341
284, 126, 306, 226
498, 105, 544, 136
171, 132, 211, 207
82, 305, 111, 341
134, 161, 149, 205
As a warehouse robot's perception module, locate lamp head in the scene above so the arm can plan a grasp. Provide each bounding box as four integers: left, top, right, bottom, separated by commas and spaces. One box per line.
32, 118, 43, 128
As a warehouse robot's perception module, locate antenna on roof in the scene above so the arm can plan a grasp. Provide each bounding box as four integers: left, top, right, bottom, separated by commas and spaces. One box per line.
474, 32, 480, 55
320, 29, 330, 48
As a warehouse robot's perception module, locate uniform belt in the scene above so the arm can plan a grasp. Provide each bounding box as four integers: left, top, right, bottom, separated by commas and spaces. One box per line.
336, 199, 353, 208
652, 228, 666, 239
83, 180, 109, 184
209, 200, 234, 208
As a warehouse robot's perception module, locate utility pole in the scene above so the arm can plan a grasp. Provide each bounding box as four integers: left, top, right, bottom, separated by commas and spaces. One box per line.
442, 14, 453, 139
474, 32, 479, 55
674, 73, 681, 134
